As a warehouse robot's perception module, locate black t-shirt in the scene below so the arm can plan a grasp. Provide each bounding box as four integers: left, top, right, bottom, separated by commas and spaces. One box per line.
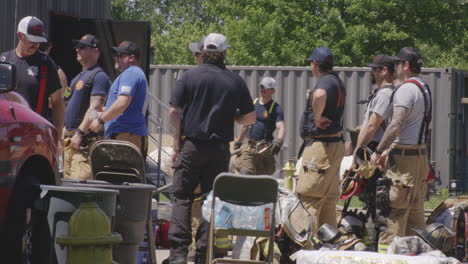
0, 49, 61, 122
301, 72, 346, 137
170, 63, 254, 142
249, 99, 284, 141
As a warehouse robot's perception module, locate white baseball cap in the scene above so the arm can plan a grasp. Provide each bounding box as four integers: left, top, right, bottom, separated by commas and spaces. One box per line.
260, 77, 277, 89
17, 16, 47, 43
204, 33, 229, 52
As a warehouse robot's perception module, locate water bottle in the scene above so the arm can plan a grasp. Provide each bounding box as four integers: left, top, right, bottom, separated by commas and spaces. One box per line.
215, 205, 233, 228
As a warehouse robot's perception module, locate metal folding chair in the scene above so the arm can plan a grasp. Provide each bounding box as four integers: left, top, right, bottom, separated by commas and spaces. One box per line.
207, 173, 278, 264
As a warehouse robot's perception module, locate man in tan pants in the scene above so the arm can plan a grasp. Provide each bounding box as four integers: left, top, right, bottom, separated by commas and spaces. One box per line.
296, 47, 346, 232
371, 47, 431, 253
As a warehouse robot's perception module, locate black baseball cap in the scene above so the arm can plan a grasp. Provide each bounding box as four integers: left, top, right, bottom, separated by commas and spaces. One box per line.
306, 47, 334, 66
189, 37, 206, 53
367, 54, 398, 68
112, 41, 140, 57
73, 34, 99, 49
17, 16, 47, 43
396, 47, 423, 64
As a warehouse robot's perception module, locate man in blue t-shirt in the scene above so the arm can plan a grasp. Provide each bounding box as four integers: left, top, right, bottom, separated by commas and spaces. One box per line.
234, 77, 285, 175
63, 34, 111, 180
90, 40, 148, 158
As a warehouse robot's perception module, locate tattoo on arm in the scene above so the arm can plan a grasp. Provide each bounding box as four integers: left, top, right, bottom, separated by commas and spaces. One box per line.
377, 106, 410, 152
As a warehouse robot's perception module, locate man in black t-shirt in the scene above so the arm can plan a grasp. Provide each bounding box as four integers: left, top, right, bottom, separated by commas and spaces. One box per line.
234, 77, 285, 175
0, 16, 64, 141
296, 47, 346, 233
63, 34, 111, 180
166, 33, 255, 264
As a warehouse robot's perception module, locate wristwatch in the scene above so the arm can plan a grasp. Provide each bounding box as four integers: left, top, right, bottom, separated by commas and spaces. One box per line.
98, 115, 105, 125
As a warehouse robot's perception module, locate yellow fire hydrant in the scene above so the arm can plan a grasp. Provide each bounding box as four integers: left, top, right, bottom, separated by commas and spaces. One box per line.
56, 201, 122, 264
282, 159, 297, 191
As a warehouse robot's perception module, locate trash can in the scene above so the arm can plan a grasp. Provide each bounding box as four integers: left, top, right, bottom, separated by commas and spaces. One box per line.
64, 181, 157, 264
39, 184, 119, 264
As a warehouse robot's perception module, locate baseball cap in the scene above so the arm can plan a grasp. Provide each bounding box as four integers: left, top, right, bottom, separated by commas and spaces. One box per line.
306, 47, 334, 65
189, 37, 206, 53
204, 33, 229, 52
17, 16, 47, 43
112, 40, 140, 57
396, 47, 423, 64
260, 77, 277, 89
367, 54, 398, 68
73, 34, 99, 49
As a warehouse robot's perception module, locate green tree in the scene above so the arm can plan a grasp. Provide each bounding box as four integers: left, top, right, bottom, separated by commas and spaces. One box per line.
111, 0, 468, 69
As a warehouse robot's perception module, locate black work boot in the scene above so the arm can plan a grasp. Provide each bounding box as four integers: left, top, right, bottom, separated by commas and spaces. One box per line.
194, 255, 207, 264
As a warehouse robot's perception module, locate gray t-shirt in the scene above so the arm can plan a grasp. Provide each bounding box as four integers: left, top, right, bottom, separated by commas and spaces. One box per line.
361, 85, 394, 142
391, 77, 430, 144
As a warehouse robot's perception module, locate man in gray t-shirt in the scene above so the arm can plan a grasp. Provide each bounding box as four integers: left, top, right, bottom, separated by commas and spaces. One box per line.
354, 54, 396, 155
371, 47, 432, 253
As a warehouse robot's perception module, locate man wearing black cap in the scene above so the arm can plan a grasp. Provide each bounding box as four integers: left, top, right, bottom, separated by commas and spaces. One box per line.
63, 34, 111, 180
352, 54, 397, 250
296, 47, 346, 232
90, 40, 148, 158
354, 55, 397, 154
0, 16, 64, 141
165, 33, 255, 264
370, 47, 432, 253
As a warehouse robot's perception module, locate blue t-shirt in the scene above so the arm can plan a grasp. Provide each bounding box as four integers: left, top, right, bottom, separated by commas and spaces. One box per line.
104, 66, 148, 137
65, 66, 111, 130
249, 98, 284, 141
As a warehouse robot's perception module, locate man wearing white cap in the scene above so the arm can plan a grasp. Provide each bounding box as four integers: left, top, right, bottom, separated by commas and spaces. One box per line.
166, 33, 255, 264
234, 76, 285, 175
0, 16, 64, 141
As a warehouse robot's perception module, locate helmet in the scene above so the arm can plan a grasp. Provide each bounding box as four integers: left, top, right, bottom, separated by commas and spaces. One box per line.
354, 146, 376, 179
317, 223, 341, 243
339, 169, 365, 200
413, 223, 454, 253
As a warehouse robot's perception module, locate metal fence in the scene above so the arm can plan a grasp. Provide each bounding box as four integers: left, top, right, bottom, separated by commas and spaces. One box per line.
148, 65, 468, 189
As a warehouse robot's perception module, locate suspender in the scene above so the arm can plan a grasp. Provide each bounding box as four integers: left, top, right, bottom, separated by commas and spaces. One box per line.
253, 97, 276, 115
35, 65, 48, 115
250, 98, 276, 140
402, 79, 432, 144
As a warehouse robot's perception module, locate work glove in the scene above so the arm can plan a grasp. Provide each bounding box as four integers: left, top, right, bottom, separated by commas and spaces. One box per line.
271, 139, 283, 155
375, 177, 392, 217
234, 141, 242, 150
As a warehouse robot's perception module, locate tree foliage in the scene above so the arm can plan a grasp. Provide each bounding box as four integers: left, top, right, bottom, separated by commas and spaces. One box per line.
111, 0, 468, 69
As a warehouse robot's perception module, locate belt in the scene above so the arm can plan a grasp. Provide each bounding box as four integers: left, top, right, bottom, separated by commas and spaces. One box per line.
391, 148, 427, 156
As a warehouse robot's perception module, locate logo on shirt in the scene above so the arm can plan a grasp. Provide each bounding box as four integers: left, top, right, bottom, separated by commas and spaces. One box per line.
120, 85, 132, 93
0, 56, 5, 62
263, 110, 269, 118
28, 66, 38, 77
75, 80, 84, 91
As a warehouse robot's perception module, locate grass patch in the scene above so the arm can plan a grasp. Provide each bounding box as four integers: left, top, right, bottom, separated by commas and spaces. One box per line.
424, 187, 450, 210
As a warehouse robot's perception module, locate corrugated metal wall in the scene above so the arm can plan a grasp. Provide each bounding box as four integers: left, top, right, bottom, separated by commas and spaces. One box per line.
148, 65, 468, 188
0, 0, 111, 52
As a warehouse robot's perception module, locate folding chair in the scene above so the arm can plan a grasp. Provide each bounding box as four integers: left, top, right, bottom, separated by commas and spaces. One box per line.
207, 173, 278, 264
90, 140, 146, 184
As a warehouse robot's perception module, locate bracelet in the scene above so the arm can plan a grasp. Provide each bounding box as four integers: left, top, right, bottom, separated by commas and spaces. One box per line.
76, 127, 86, 136
98, 115, 105, 125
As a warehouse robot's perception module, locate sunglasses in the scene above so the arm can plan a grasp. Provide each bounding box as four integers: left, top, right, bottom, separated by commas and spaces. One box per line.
371, 67, 382, 72
260, 85, 274, 90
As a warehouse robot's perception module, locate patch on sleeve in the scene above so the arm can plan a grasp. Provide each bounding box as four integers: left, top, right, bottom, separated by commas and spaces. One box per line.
120, 85, 132, 93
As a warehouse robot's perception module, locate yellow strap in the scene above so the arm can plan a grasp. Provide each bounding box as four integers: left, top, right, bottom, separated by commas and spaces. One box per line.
378, 243, 389, 253
253, 97, 276, 115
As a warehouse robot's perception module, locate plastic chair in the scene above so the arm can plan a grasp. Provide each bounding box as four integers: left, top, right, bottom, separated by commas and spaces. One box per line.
89, 140, 146, 184
207, 173, 278, 264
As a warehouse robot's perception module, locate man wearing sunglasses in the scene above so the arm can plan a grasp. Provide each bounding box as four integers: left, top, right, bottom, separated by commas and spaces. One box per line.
371, 47, 432, 253
90, 40, 149, 160
1, 16, 64, 143
234, 77, 285, 175
63, 34, 111, 180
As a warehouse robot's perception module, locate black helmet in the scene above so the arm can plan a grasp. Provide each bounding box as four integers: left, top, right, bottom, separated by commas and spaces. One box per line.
413, 223, 454, 253
317, 223, 341, 243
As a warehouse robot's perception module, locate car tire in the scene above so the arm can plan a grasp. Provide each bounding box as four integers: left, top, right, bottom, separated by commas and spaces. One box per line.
3, 174, 52, 264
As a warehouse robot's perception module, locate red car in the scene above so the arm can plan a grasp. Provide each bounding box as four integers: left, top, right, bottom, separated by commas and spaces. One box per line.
0, 62, 60, 263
